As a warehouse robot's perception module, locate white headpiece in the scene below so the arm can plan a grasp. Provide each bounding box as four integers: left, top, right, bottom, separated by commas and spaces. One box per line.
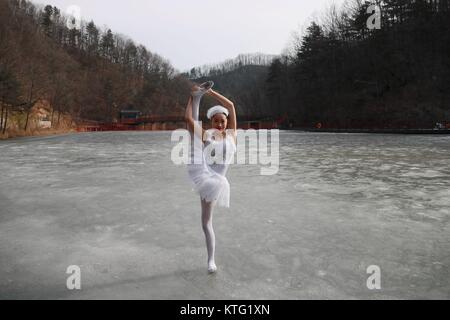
207, 106, 229, 120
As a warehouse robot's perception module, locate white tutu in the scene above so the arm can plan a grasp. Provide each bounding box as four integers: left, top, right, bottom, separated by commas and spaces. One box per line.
187, 132, 235, 208
186, 83, 235, 208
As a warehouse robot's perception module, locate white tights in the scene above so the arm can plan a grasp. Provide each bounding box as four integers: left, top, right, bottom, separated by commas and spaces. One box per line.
201, 198, 218, 273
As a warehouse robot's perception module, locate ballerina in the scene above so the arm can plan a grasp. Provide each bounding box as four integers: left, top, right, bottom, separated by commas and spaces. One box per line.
184, 81, 237, 274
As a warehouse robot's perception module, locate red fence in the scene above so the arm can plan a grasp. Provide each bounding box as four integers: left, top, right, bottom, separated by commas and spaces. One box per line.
76, 115, 283, 132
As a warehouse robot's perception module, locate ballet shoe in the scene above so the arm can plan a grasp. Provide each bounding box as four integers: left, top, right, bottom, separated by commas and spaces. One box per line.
208, 261, 218, 274
200, 81, 214, 91
192, 81, 214, 98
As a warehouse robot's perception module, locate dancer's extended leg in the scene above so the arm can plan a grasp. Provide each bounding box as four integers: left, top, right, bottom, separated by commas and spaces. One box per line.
191, 81, 214, 121
189, 81, 220, 273
201, 198, 217, 273
190, 81, 213, 163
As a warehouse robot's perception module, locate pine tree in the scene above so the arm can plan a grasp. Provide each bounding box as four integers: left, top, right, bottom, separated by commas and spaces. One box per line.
41, 5, 53, 37
101, 29, 115, 60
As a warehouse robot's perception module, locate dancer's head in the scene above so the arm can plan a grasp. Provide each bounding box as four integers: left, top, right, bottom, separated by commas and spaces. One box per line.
207, 106, 229, 132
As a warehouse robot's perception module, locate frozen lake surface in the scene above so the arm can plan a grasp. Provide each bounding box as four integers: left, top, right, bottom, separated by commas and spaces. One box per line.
0, 131, 449, 299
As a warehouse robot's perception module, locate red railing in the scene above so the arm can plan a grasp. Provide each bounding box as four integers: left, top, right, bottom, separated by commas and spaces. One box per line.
76, 114, 283, 132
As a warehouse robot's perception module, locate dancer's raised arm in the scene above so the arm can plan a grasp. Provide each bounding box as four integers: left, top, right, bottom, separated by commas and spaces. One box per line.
206, 89, 237, 141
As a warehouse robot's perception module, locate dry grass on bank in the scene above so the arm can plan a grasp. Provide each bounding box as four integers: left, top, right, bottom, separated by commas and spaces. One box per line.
0, 104, 78, 140
0, 127, 78, 140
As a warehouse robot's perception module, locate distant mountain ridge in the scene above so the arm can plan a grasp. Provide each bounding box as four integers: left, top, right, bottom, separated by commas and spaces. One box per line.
192, 64, 275, 120
185, 53, 279, 79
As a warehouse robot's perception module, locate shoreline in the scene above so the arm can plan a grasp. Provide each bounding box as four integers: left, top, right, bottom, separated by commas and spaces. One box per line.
291, 128, 450, 135
2, 127, 450, 141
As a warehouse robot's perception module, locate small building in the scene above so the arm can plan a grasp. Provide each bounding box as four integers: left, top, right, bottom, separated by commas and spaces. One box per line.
31, 102, 52, 129
119, 110, 142, 124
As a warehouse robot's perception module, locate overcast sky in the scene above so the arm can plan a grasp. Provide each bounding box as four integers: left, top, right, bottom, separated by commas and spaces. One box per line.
33, 0, 344, 72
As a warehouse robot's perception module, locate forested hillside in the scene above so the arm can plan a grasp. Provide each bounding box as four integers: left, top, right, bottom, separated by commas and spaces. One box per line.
189, 1, 450, 129
0, 0, 191, 136
266, 0, 450, 129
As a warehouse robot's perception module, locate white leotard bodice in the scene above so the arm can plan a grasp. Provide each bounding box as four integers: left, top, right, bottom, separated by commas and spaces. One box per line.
203, 131, 236, 176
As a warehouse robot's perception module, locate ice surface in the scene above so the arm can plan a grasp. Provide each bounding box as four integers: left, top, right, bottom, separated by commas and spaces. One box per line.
0, 131, 448, 299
